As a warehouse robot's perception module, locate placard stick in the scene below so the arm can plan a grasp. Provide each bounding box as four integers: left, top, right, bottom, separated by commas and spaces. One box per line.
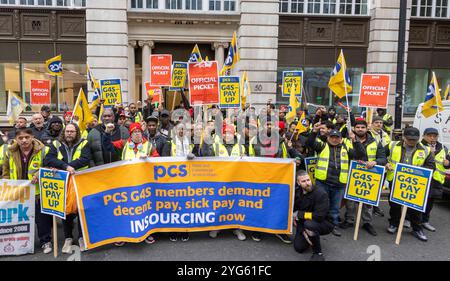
171, 91, 177, 111
353, 202, 363, 241
53, 217, 58, 258
366, 107, 373, 124
395, 205, 408, 245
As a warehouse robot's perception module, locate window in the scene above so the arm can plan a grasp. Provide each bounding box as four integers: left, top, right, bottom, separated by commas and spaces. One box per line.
209, 0, 220, 10
290, 0, 304, 13
420, 0, 433, 16
339, 0, 353, 14
146, 0, 158, 8
280, 0, 289, 12
166, 0, 182, 9
323, 0, 336, 14
0, 0, 86, 7
0, 63, 21, 113
405, 69, 429, 115
412, 0, 419, 16
307, 0, 320, 13
0, 0, 15, 4
131, 0, 143, 8
224, 0, 235, 11
435, 0, 448, 17
355, 0, 367, 15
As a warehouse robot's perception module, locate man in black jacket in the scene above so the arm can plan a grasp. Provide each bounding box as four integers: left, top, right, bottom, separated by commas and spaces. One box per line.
41, 116, 63, 146
44, 123, 91, 253
294, 170, 334, 261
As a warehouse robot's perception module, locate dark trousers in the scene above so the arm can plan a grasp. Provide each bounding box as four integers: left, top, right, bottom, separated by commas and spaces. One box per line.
294, 220, 333, 254
35, 198, 52, 246
63, 214, 83, 240
422, 198, 434, 223
388, 183, 423, 231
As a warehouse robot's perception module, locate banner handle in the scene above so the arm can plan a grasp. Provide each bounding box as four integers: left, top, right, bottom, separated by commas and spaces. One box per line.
353, 202, 363, 241
53, 216, 58, 258
395, 205, 408, 245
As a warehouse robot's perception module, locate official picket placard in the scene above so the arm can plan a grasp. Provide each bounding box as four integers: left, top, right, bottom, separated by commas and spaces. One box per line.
73, 157, 295, 250
0, 180, 35, 256
282, 71, 302, 97
100, 79, 122, 107
358, 74, 390, 109
30, 79, 51, 105
344, 161, 385, 206
145, 82, 162, 104
39, 168, 69, 220
150, 54, 172, 86
304, 157, 317, 184
170, 62, 188, 90
219, 76, 240, 108
188, 61, 219, 106
390, 163, 433, 212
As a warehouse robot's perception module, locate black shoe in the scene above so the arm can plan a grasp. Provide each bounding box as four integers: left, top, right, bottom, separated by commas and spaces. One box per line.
362, 223, 377, 236
180, 233, 189, 242
373, 207, 385, 217
169, 233, 177, 242
331, 227, 341, 237
412, 230, 428, 242
310, 253, 325, 261
251, 232, 262, 242
339, 221, 354, 229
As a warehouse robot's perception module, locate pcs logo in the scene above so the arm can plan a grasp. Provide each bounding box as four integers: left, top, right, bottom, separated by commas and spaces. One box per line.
153, 164, 188, 180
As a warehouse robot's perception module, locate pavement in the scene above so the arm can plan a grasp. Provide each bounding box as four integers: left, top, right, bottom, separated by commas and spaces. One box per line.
2, 200, 450, 261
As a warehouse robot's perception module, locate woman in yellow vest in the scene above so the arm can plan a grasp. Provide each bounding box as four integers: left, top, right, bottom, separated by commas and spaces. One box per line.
2, 128, 51, 254
420, 128, 450, 232
44, 123, 91, 253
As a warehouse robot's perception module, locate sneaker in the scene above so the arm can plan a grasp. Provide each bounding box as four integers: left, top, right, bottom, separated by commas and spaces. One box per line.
209, 230, 219, 239
403, 219, 411, 228
422, 222, 436, 232
78, 237, 86, 252
310, 253, 325, 261
42, 242, 52, 254
362, 223, 377, 236
114, 242, 126, 247
62, 238, 73, 254
181, 233, 190, 242
275, 234, 292, 244
145, 235, 156, 244
169, 233, 178, 242
251, 232, 262, 242
331, 227, 341, 237
387, 224, 398, 234
233, 229, 246, 241
412, 229, 428, 242
373, 207, 385, 217
339, 221, 354, 229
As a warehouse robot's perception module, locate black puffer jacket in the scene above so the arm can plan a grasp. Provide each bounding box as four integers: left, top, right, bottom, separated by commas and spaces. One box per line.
41, 116, 63, 146
87, 124, 129, 167
294, 184, 330, 223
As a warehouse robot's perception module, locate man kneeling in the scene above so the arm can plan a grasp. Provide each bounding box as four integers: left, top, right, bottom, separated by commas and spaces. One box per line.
294, 170, 334, 261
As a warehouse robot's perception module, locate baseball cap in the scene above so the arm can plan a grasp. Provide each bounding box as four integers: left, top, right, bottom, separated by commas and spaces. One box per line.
129, 123, 143, 134
329, 130, 342, 138
146, 115, 159, 123
161, 109, 170, 117
423, 128, 439, 136
404, 127, 420, 140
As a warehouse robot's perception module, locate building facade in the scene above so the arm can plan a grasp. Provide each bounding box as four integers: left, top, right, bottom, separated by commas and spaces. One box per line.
0, 0, 449, 126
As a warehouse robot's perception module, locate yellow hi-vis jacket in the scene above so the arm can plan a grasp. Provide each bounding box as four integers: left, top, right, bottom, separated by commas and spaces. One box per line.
386, 141, 431, 182
315, 143, 350, 184
52, 139, 89, 171
122, 141, 155, 160
213, 141, 245, 157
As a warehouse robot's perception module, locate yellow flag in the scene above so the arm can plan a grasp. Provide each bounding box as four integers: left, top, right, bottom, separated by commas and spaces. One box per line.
286, 85, 300, 124
328, 50, 352, 99
241, 71, 251, 110
295, 111, 308, 134
444, 83, 450, 101
73, 88, 95, 132
220, 31, 239, 76
46, 55, 63, 76
188, 44, 203, 63
7, 91, 28, 125
422, 72, 444, 118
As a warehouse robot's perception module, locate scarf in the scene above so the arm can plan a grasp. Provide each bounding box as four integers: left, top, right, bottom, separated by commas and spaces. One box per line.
175, 136, 191, 157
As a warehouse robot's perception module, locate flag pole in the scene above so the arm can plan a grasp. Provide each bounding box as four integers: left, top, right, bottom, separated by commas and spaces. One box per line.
342, 49, 352, 130
434, 72, 445, 143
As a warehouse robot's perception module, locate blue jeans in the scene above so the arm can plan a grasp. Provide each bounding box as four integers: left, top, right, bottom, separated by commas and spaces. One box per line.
316, 181, 345, 226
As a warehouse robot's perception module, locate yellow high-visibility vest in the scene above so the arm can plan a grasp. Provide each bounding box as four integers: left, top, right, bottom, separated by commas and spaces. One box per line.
315, 143, 350, 184
386, 141, 430, 181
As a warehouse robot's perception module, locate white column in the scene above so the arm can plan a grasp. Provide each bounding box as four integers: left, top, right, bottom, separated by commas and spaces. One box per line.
213, 42, 229, 70
139, 40, 155, 100
128, 40, 137, 103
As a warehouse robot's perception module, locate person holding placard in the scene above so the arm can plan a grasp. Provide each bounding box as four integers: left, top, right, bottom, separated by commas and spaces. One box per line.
2, 128, 51, 253
306, 123, 364, 237
385, 127, 435, 241
44, 123, 91, 253
294, 170, 334, 261
420, 128, 450, 232
341, 120, 387, 236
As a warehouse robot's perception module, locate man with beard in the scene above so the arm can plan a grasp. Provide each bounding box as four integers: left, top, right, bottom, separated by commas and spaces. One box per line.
87, 108, 129, 166
294, 170, 334, 261
41, 116, 64, 146
340, 120, 387, 236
